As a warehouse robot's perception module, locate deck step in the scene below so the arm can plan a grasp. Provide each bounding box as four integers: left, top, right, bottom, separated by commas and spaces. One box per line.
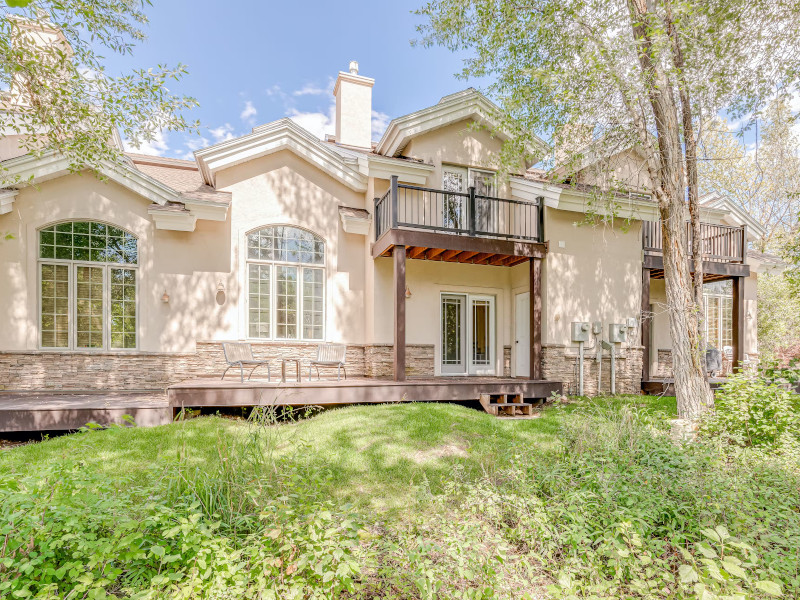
478, 393, 543, 418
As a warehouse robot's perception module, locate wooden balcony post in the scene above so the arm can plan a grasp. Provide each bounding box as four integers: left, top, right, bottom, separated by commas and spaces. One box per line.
393, 244, 406, 381
468, 186, 476, 236
732, 275, 745, 371
373, 196, 380, 241
537, 197, 545, 242
530, 257, 542, 380
641, 268, 651, 383
741, 224, 748, 263
391, 175, 399, 229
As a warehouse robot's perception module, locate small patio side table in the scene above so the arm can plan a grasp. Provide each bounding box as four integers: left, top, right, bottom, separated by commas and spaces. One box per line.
280, 358, 302, 383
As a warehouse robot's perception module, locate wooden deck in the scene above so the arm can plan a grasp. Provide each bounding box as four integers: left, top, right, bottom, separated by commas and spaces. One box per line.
0, 391, 171, 432
0, 377, 563, 432
168, 376, 563, 409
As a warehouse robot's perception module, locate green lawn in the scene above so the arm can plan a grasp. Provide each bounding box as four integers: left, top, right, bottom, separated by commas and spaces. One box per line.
3, 394, 798, 599
1, 395, 677, 511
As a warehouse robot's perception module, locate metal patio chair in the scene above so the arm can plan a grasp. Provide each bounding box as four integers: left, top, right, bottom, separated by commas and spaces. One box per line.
221, 342, 272, 382
308, 343, 348, 381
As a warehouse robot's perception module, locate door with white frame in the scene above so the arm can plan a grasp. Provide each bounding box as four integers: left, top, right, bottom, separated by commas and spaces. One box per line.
440, 293, 496, 375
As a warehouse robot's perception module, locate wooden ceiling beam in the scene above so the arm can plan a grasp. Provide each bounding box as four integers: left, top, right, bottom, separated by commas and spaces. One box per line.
425, 247, 446, 260
488, 254, 510, 266
470, 252, 494, 264
407, 246, 427, 259
456, 251, 480, 263
441, 249, 462, 261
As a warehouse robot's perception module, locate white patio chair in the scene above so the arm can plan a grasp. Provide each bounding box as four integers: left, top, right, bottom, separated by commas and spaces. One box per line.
221, 342, 272, 382
308, 344, 347, 381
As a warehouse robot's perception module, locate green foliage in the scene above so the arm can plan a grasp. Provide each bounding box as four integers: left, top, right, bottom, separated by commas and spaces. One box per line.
0, 1, 198, 186
2, 401, 799, 598
700, 371, 800, 454
757, 272, 800, 361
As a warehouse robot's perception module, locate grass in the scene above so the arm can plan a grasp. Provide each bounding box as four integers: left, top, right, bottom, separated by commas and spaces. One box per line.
5, 393, 798, 599
0, 395, 676, 512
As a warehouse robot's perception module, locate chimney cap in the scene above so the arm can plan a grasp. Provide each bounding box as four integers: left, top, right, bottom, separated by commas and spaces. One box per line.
349, 60, 359, 75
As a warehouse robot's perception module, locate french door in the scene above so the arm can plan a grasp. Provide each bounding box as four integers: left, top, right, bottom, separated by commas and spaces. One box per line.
440, 293, 496, 375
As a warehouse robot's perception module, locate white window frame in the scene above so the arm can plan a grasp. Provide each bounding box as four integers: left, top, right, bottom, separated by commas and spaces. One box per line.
244, 225, 326, 342
37, 228, 139, 353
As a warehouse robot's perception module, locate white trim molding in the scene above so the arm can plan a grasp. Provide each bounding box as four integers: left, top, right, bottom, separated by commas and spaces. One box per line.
194, 118, 368, 192
0, 189, 18, 215
148, 207, 197, 232
375, 88, 549, 161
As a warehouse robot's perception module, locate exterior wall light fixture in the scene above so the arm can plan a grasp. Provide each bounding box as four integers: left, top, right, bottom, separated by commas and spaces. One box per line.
405, 285, 412, 298
161, 290, 170, 303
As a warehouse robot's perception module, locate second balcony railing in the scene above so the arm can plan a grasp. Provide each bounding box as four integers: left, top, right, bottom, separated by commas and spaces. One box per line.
374, 175, 543, 243
642, 220, 747, 264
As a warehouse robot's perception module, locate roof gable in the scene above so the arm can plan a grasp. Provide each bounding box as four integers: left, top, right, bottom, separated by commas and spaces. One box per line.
194, 118, 368, 192
375, 88, 548, 161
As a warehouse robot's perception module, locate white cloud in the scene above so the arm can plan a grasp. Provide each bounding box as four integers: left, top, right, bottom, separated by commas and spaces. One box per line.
286, 101, 336, 140
209, 123, 235, 143
293, 79, 334, 97
371, 110, 391, 140
240, 100, 258, 124
180, 135, 210, 160
124, 130, 169, 156
265, 84, 284, 98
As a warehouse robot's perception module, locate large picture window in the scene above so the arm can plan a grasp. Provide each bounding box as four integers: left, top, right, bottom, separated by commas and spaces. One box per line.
38, 221, 138, 350
246, 226, 325, 341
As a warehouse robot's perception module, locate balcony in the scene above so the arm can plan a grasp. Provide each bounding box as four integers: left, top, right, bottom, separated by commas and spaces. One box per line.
642, 220, 749, 280
372, 176, 545, 267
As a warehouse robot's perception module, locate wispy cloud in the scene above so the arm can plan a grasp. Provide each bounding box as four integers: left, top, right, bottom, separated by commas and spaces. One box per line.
240, 100, 258, 125
371, 110, 391, 140
209, 123, 235, 143
293, 79, 334, 97
124, 130, 169, 156
180, 135, 210, 160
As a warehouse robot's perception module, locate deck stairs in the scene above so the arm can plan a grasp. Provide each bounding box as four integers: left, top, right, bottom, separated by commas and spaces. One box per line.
479, 393, 543, 418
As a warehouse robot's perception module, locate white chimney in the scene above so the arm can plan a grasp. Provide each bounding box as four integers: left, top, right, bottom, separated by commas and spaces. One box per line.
333, 61, 374, 149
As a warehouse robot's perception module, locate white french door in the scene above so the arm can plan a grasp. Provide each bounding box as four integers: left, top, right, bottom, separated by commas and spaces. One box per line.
440, 293, 496, 375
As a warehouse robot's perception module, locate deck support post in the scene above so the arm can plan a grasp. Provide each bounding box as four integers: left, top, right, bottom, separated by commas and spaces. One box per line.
394, 244, 406, 381
732, 275, 745, 371
529, 257, 542, 381
641, 268, 651, 384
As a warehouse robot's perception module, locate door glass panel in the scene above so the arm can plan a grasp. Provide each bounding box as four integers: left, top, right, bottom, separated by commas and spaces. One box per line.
248, 264, 271, 339
471, 170, 496, 234
722, 297, 733, 348
275, 265, 298, 339
76, 266, 104, 349
706, 296, 720, 349
472, 299, 491, 366
110, 268, 136, 349
441, 295, 465, 371
40, 263, 69, 348
442, 169, 466, 230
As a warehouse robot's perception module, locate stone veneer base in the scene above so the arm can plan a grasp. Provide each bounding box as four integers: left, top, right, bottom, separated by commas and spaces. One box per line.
0, 342, 437, 391
541, 344, 644, 396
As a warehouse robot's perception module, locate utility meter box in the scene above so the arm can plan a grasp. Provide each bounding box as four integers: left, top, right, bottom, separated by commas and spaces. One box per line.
608, 323, 627, 344
571, 322, 591, 342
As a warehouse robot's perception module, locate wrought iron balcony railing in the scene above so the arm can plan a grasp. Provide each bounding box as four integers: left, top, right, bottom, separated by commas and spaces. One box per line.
374, 175, 543, 243
642, 220, 747, 264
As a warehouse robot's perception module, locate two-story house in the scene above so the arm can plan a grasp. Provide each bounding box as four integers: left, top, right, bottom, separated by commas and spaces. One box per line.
0, 61, 780, 428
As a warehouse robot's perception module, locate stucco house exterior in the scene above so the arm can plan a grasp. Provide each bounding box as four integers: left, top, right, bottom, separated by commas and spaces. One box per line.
0, 61, 778, 401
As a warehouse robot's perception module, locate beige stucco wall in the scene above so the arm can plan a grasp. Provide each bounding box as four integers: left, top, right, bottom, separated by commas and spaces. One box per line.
542, 207, 643, 347
403, 119, 525, 194
214, 150, 369, 345
0, 171, 230, 353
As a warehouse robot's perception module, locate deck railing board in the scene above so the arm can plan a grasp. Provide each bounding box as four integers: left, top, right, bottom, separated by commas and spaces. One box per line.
642, 220, 746, 264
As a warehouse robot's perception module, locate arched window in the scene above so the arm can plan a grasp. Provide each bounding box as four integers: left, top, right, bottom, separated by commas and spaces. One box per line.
246, 226, 325, 340
38, 221, 138, 350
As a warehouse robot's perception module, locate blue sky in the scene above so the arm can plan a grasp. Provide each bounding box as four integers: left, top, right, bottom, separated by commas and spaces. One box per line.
117, 1, 486, 159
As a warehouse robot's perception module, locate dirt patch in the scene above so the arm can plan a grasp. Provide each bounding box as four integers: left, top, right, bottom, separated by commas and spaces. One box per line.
411, 442, 468, 463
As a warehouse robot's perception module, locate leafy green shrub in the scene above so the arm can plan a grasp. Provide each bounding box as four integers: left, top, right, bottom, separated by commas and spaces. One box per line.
700, 371, 800, 454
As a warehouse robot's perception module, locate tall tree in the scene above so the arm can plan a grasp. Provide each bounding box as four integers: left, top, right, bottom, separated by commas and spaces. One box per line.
0, 1, 198, 186
699, 98, 800, 252
418, 0, 800, 419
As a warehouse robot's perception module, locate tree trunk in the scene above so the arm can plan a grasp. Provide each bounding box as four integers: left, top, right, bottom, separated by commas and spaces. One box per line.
629, 0, 713, 419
